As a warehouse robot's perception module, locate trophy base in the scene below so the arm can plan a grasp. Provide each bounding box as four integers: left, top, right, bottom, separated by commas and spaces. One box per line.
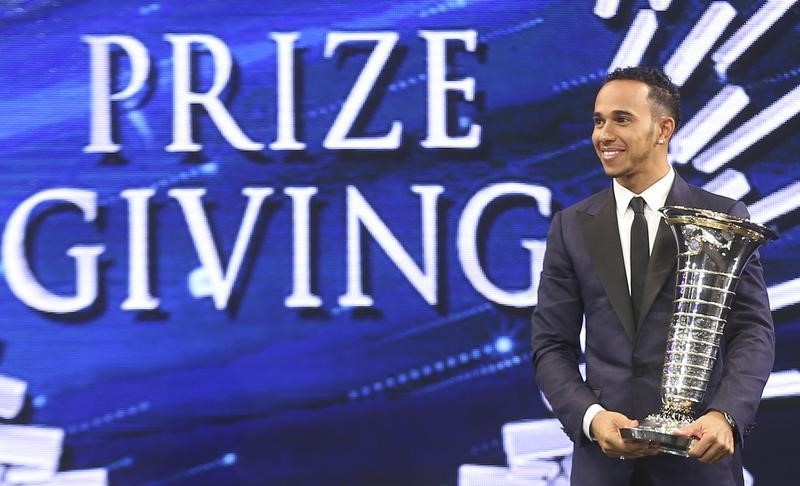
619, 415, 693, 457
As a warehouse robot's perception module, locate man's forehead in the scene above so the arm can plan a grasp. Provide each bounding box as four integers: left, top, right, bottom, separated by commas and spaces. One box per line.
594, 79, 651, 113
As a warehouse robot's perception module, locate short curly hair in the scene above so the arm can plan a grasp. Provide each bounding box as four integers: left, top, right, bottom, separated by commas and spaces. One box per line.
605, 66, 681, 128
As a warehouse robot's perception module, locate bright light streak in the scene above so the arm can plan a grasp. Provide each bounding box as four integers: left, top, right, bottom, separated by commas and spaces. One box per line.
502, 418, 573, 461
712, 0, 798, 77
17, 467, 111, 485
458, 464, 510, 485
495, 336, 513, 354
32, 395, 47, 408
649, 0, 672, 11
692, 84, 800, 173
664, 2, 736, 86
0, 425, 63, 472
507, 455, 561, 480
594, 0, 620, 19
671, 84, 748, 164
0, 374, 26, 420
748, 179, 800, 224
769, 277, 800, 311
608, 9, 658, 72
188, 266, 212, 298
702, 169, 751, 200
4, 465, 55, 484
762, 369, 800, 398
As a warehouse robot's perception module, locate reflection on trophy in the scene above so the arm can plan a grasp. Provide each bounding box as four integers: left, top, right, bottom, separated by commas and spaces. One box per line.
620, 206, 778, 456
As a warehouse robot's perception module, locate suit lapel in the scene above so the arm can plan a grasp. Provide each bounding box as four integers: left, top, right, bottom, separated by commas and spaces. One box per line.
578, 190, 637, 341
635, 174, 692, 332
637, 218, 677, 330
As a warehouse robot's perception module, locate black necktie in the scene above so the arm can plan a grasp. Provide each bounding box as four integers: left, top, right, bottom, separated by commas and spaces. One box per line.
630, 197, 649, 325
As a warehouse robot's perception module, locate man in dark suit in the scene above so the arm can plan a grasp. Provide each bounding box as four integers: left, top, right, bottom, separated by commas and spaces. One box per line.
530, 67, 774, 485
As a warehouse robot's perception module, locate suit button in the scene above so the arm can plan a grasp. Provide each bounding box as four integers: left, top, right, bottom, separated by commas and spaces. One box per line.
633, 365, 647, 377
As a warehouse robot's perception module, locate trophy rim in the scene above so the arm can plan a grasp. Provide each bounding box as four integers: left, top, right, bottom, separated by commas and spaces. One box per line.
659, 205, 779, 242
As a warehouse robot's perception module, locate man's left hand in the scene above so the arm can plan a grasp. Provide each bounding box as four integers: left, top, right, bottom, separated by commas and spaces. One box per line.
674, 411, 734, 464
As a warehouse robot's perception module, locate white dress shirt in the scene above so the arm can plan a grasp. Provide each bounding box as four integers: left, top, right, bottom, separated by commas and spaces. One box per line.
582, 167, 676, 440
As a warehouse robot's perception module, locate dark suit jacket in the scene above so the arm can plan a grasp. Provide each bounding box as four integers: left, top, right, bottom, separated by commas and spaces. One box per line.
531, 174, 775, 486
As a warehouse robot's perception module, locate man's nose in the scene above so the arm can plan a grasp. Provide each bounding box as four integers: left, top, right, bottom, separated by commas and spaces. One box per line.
598, 124, 615, 141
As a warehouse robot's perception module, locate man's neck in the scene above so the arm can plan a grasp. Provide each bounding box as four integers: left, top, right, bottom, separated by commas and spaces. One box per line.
615, 161, 670, 194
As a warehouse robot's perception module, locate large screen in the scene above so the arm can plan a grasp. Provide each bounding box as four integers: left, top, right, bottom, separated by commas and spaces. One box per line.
0, 0, 797, 484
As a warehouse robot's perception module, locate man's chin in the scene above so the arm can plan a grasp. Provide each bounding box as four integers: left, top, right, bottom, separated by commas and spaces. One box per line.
600, 165, 625, 179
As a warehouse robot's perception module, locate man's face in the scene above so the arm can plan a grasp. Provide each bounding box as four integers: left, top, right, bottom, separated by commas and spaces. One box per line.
592, 79, 662, 189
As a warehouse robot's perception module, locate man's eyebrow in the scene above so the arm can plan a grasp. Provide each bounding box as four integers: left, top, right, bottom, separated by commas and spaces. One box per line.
594, 109, 635, 117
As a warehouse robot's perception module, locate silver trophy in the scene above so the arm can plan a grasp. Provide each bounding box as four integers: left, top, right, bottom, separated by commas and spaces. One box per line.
620, 206, 777, 456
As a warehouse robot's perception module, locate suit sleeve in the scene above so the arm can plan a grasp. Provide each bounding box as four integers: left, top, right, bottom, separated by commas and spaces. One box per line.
705, 201, 775, 444
531, 210, 598, 443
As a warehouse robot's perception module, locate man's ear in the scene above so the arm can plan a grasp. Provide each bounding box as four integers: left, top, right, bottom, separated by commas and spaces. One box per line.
658, 115, 676, 143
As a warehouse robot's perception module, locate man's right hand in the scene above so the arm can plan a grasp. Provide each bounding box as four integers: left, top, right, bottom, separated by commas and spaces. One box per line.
590, 410, 659, 459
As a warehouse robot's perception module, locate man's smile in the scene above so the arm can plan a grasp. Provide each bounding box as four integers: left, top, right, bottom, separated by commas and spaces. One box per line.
600, 147, 625, 160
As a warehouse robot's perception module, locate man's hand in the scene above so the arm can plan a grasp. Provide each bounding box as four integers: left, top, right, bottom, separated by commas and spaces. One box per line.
675, 411, 734, 464
590, 410, 658, 459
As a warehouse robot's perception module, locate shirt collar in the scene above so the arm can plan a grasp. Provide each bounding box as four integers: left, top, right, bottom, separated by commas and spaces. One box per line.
613, 166, 675, 219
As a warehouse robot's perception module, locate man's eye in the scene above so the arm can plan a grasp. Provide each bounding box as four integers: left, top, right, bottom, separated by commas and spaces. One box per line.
617, 117, 630, 123
593, 119, 604, 126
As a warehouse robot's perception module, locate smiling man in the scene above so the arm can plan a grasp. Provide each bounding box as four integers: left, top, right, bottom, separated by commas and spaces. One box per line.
592, 75, 674, 194
531, 67, 774, 485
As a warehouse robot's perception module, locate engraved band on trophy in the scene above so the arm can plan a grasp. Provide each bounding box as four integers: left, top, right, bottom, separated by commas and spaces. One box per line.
619, 205, 778, 456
